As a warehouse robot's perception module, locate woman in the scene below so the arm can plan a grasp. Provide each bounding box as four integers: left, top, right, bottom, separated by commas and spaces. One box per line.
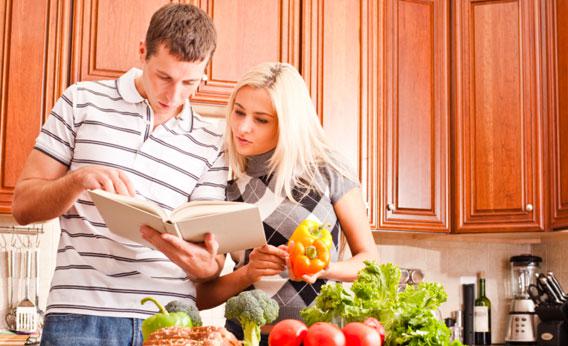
194, 62, 378, 343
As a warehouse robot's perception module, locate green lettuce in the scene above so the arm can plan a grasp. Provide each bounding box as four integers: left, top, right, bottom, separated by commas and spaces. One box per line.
300, 261, 462, 346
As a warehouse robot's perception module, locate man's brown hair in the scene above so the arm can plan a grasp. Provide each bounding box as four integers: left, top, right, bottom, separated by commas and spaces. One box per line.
145, 3, 216, 62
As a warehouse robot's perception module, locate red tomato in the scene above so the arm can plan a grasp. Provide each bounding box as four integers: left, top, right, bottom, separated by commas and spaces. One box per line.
342, 322, 381, 346
268, 319, 308, 346
363, 317, 386, 344
304, 322, 346, 346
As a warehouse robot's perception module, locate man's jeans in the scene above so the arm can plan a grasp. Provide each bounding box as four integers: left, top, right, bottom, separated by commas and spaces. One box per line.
40, 313, 144, 346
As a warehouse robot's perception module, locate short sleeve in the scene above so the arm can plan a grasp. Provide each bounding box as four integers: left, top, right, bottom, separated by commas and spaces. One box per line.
189, 150, 229, 201
34, 84, 78, 166
321, 164, 360, 204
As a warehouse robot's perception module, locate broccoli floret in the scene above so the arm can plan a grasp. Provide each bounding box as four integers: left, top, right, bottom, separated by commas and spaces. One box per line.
224, 289, 279, 346
165, 300, 203, 326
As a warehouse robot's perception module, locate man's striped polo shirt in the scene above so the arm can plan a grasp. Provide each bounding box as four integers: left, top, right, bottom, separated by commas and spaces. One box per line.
34, 68, 228, 319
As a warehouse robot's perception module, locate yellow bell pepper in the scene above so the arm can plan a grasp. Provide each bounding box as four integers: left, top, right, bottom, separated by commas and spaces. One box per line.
287, 220, 333, 278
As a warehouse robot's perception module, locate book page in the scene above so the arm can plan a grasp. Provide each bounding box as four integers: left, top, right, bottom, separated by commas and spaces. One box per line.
89, 189, 170, 220
88, 189, 174, 248
171, 200, 252, 220
174, 205, 266, 254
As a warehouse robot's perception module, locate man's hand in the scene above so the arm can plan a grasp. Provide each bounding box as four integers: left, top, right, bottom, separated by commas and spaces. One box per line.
70, 165, 135, 196
13, 150, 135, 224
140, 225, 222, 282
244, 244, 289, 283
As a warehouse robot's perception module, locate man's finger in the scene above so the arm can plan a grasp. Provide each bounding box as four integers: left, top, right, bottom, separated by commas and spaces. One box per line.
112, 176, 129, 196
99, 176, 116, 193
118, 171, 136, 196
203, 233, 219, 256
140, 225, 167, 246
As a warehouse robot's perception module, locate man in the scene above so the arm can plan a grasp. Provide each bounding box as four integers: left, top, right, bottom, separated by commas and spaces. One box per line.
12, 4, 227, 345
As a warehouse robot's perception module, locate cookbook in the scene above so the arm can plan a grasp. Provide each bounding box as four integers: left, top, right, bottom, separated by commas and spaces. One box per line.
88, 189, 266, 254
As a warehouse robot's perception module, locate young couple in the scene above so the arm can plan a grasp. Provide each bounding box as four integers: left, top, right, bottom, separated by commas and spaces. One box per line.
13, 3, 377, 345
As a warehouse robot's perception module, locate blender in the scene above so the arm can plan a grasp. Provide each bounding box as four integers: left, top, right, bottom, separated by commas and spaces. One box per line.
505, 254, 542, 344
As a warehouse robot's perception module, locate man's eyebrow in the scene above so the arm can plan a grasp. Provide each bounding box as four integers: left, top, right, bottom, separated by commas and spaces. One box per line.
156, 69, 201, 82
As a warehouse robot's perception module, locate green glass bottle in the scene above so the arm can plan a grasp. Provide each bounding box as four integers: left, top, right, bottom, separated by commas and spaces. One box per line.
474, 271, 491, 345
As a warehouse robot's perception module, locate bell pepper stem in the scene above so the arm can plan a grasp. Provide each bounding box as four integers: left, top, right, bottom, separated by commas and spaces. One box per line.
141, 296, 169, 315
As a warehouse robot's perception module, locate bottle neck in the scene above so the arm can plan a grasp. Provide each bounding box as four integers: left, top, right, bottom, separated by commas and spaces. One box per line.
478, 278, 486, 298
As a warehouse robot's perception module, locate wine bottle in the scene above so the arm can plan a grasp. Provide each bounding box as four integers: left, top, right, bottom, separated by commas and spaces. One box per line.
474, 271, 491, 345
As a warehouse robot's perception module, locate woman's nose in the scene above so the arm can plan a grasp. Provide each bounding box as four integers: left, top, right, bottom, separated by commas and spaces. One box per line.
238, 117, 253, 133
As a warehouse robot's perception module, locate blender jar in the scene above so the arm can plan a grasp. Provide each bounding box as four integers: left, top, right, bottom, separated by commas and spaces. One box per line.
510, 254, 542, 299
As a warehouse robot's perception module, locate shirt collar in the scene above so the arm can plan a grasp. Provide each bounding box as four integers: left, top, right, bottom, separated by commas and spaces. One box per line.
117, 67, 194, 132
116, 68, 145, 104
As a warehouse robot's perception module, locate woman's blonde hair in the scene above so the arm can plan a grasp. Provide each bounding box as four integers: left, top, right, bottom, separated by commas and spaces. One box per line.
225, 62, 356, 202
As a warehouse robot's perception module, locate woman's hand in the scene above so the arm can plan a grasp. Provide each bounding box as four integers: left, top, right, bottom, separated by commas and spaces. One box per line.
140, 225, 222, 282
285, 241, 328, 284
245, 244, 289, 283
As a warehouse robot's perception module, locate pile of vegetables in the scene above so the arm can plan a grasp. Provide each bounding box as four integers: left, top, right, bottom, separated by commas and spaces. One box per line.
224, 289, 279, 346
140, 297, 202, 340
269, 317, 384, 346
300, 261, 463, 346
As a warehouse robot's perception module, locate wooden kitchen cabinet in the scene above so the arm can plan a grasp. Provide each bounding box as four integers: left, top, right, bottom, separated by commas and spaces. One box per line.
453, 0, 544, 233
378, 0, 450, 232
0, 0, 71, 213
70, 0, 363, 165
370, 0, 562, 234
301, 0, 364, 181
547, 0, 568, 230
70, 0, 301, 117
0, 0, 564, 236
0, 0, 360, 215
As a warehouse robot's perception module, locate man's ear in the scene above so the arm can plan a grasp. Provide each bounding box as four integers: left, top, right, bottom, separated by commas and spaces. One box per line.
138, 41, 147, 63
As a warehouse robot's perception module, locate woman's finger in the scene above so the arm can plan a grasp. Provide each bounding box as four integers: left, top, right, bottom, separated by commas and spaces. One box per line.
249, 257, 287, 271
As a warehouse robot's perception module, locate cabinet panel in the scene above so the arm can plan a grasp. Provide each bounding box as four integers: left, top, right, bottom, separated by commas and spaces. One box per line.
301, 0, 362, 180
454, 0, 544, 232
71, 0, 300, 117
194, 0, 300, 112
361, 0, 379, 228
0, 0, 70, 213
549, 0, 568, 229
70, 0, 171, 82
380, 0, 449, 231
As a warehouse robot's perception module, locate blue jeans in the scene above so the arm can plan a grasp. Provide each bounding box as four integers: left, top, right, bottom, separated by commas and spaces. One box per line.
40, 313, 144, 346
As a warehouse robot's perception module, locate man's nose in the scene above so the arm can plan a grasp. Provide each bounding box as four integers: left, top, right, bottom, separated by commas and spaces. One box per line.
166, 83, 183, 103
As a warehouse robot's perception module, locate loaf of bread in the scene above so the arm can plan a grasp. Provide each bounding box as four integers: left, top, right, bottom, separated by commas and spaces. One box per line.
143, 326, 241, 346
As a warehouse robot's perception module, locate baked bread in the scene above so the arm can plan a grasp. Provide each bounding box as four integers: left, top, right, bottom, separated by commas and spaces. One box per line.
143, 326, 242, 346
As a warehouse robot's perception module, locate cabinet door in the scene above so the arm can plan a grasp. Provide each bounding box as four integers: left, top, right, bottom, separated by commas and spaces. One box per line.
379, 0, 450, 232
302, 0, 363, 181
70, 0, 300, 117
454, 0, 544, 233
0, 0, 70, 213
548, 0, 568, 229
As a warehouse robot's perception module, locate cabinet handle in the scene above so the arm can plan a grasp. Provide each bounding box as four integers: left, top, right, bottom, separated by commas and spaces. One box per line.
526, 203, 534, 212
386, 203, 395, 211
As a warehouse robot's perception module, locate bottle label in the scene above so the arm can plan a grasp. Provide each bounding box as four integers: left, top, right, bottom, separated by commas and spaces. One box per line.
474, 306, 489, 332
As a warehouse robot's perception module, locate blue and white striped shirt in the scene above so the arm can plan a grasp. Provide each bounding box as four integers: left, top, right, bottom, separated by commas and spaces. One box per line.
35, 68, 228, 319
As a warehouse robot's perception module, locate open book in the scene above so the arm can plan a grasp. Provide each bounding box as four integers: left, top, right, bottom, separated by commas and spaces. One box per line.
88, 189, 266, 254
